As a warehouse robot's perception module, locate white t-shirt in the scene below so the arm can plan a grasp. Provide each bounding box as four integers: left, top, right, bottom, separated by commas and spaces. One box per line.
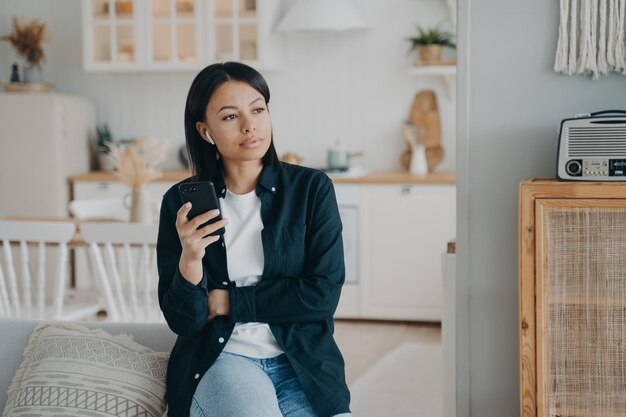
220, 189, 283, 358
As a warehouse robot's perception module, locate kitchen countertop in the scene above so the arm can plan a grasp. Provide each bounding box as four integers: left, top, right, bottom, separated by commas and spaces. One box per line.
69, 170, 192, 182
69, 170, 456, 185
330, 170, 455, 184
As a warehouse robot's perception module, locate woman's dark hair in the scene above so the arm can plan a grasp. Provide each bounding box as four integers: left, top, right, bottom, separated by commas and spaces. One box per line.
184, 62, 279, 181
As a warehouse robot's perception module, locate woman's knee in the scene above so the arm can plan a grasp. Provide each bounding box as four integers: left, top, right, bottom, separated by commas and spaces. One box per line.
191, 353, 282, 417
192, 396, 280, 417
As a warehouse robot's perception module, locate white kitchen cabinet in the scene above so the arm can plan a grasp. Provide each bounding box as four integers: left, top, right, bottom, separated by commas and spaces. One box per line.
359, 184, 455, 321
73, 180, 173, 219
332, 182, 456, 321
82, 0, 283, 71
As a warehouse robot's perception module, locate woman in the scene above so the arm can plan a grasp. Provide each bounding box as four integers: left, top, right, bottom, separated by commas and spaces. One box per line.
157, 62, 352, 417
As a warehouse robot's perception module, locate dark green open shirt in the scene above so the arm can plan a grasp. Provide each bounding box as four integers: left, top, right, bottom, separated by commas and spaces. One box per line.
157, 162, 351, 417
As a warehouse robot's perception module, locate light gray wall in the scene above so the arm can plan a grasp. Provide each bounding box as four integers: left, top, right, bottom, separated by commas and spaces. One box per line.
458, 0, 626, 416
0, 0, 456, 172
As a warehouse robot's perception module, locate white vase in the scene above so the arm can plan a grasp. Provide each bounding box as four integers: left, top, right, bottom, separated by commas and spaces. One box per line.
409, 144, 429, 177
129, 186, 152, 224
23, 62, 43, 84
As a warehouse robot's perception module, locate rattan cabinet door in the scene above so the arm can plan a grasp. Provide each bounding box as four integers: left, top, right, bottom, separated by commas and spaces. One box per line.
536, 199, 626, 417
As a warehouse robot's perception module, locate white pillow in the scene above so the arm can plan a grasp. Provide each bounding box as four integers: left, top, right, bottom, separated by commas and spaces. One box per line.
2, 322, 168, 417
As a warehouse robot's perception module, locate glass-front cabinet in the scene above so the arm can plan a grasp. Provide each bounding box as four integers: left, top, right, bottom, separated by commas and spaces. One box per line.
83, 0, 282, 71
210, 0, 258, 62
85, 0, 143, 69
147, 0, 202, 68
205, 0, 283, 68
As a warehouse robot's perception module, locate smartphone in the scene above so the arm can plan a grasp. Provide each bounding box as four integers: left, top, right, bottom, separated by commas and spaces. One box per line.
178, 181, 225, 236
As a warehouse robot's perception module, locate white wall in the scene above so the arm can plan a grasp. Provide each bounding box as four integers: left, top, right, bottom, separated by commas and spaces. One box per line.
0, 0, 455, 172
457, 1, 626, 416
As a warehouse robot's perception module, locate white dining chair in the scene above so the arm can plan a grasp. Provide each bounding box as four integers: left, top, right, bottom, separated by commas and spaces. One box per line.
68, 198, 132, 294
0, 220, 102, 320
80, 222, 163, 323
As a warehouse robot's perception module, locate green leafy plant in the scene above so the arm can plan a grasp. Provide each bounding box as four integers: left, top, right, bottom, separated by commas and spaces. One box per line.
407, 25, 456, 52
96, 124, 115, 154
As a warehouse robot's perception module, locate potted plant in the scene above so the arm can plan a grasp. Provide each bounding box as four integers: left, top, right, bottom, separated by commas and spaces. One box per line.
95, 124, 116, 171
407, 25, 456, 64
1, 17, 50, 83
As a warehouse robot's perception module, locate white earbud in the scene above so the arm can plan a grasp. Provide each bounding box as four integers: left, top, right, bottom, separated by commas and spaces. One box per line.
205, 130, 215, 145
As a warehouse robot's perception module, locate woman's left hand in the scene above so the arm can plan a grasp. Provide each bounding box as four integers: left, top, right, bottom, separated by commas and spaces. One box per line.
207, 289, 230, 320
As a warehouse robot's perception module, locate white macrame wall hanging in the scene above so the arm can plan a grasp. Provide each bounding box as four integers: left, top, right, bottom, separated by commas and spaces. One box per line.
555, 0, 626, 79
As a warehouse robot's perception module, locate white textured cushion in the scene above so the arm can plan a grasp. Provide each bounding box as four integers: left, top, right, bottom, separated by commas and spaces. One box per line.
2, 322, 168, 417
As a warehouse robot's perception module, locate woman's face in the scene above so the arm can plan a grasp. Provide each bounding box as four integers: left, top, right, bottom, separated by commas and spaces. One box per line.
199, 80, 272, 165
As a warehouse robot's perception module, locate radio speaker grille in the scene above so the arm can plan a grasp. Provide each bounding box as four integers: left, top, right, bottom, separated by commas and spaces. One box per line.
568, 126, 626, 157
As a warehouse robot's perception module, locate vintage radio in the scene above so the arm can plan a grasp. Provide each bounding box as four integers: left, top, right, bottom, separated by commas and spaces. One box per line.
557, 110, 626, 181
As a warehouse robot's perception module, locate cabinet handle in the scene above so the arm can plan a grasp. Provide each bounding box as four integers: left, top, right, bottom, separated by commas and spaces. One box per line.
97, 182, 111, 191
401, 185, 418, 195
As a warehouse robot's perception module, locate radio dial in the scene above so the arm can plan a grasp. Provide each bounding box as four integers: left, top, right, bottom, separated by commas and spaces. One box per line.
566, 160, 582, 176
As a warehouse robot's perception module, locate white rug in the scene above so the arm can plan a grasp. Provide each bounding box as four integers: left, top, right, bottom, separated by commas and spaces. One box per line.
349, 342, 442, 417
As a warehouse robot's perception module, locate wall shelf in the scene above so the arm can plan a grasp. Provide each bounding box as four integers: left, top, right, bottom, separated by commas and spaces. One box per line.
409, 64, 456, 76
408, 64, 456, 99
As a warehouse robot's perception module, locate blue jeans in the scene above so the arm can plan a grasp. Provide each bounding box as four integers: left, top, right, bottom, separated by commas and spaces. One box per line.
190, 351, 351, 417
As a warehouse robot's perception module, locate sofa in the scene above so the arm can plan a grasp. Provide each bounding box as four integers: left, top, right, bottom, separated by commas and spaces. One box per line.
0, 318, 177, 415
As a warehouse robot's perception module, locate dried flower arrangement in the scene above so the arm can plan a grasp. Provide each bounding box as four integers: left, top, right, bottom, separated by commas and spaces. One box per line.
108, 136, 168, 189
1, 17, 51, 65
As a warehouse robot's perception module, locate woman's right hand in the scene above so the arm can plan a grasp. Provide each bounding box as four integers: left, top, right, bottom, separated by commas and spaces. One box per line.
175, 202, 228, 283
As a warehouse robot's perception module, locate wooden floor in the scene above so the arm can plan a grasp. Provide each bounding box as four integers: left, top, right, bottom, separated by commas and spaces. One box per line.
333, 319, 442, 384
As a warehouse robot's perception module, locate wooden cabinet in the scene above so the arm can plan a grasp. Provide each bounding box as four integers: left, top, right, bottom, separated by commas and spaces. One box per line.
82, 0, 283, 71
519, 179, 626, 417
